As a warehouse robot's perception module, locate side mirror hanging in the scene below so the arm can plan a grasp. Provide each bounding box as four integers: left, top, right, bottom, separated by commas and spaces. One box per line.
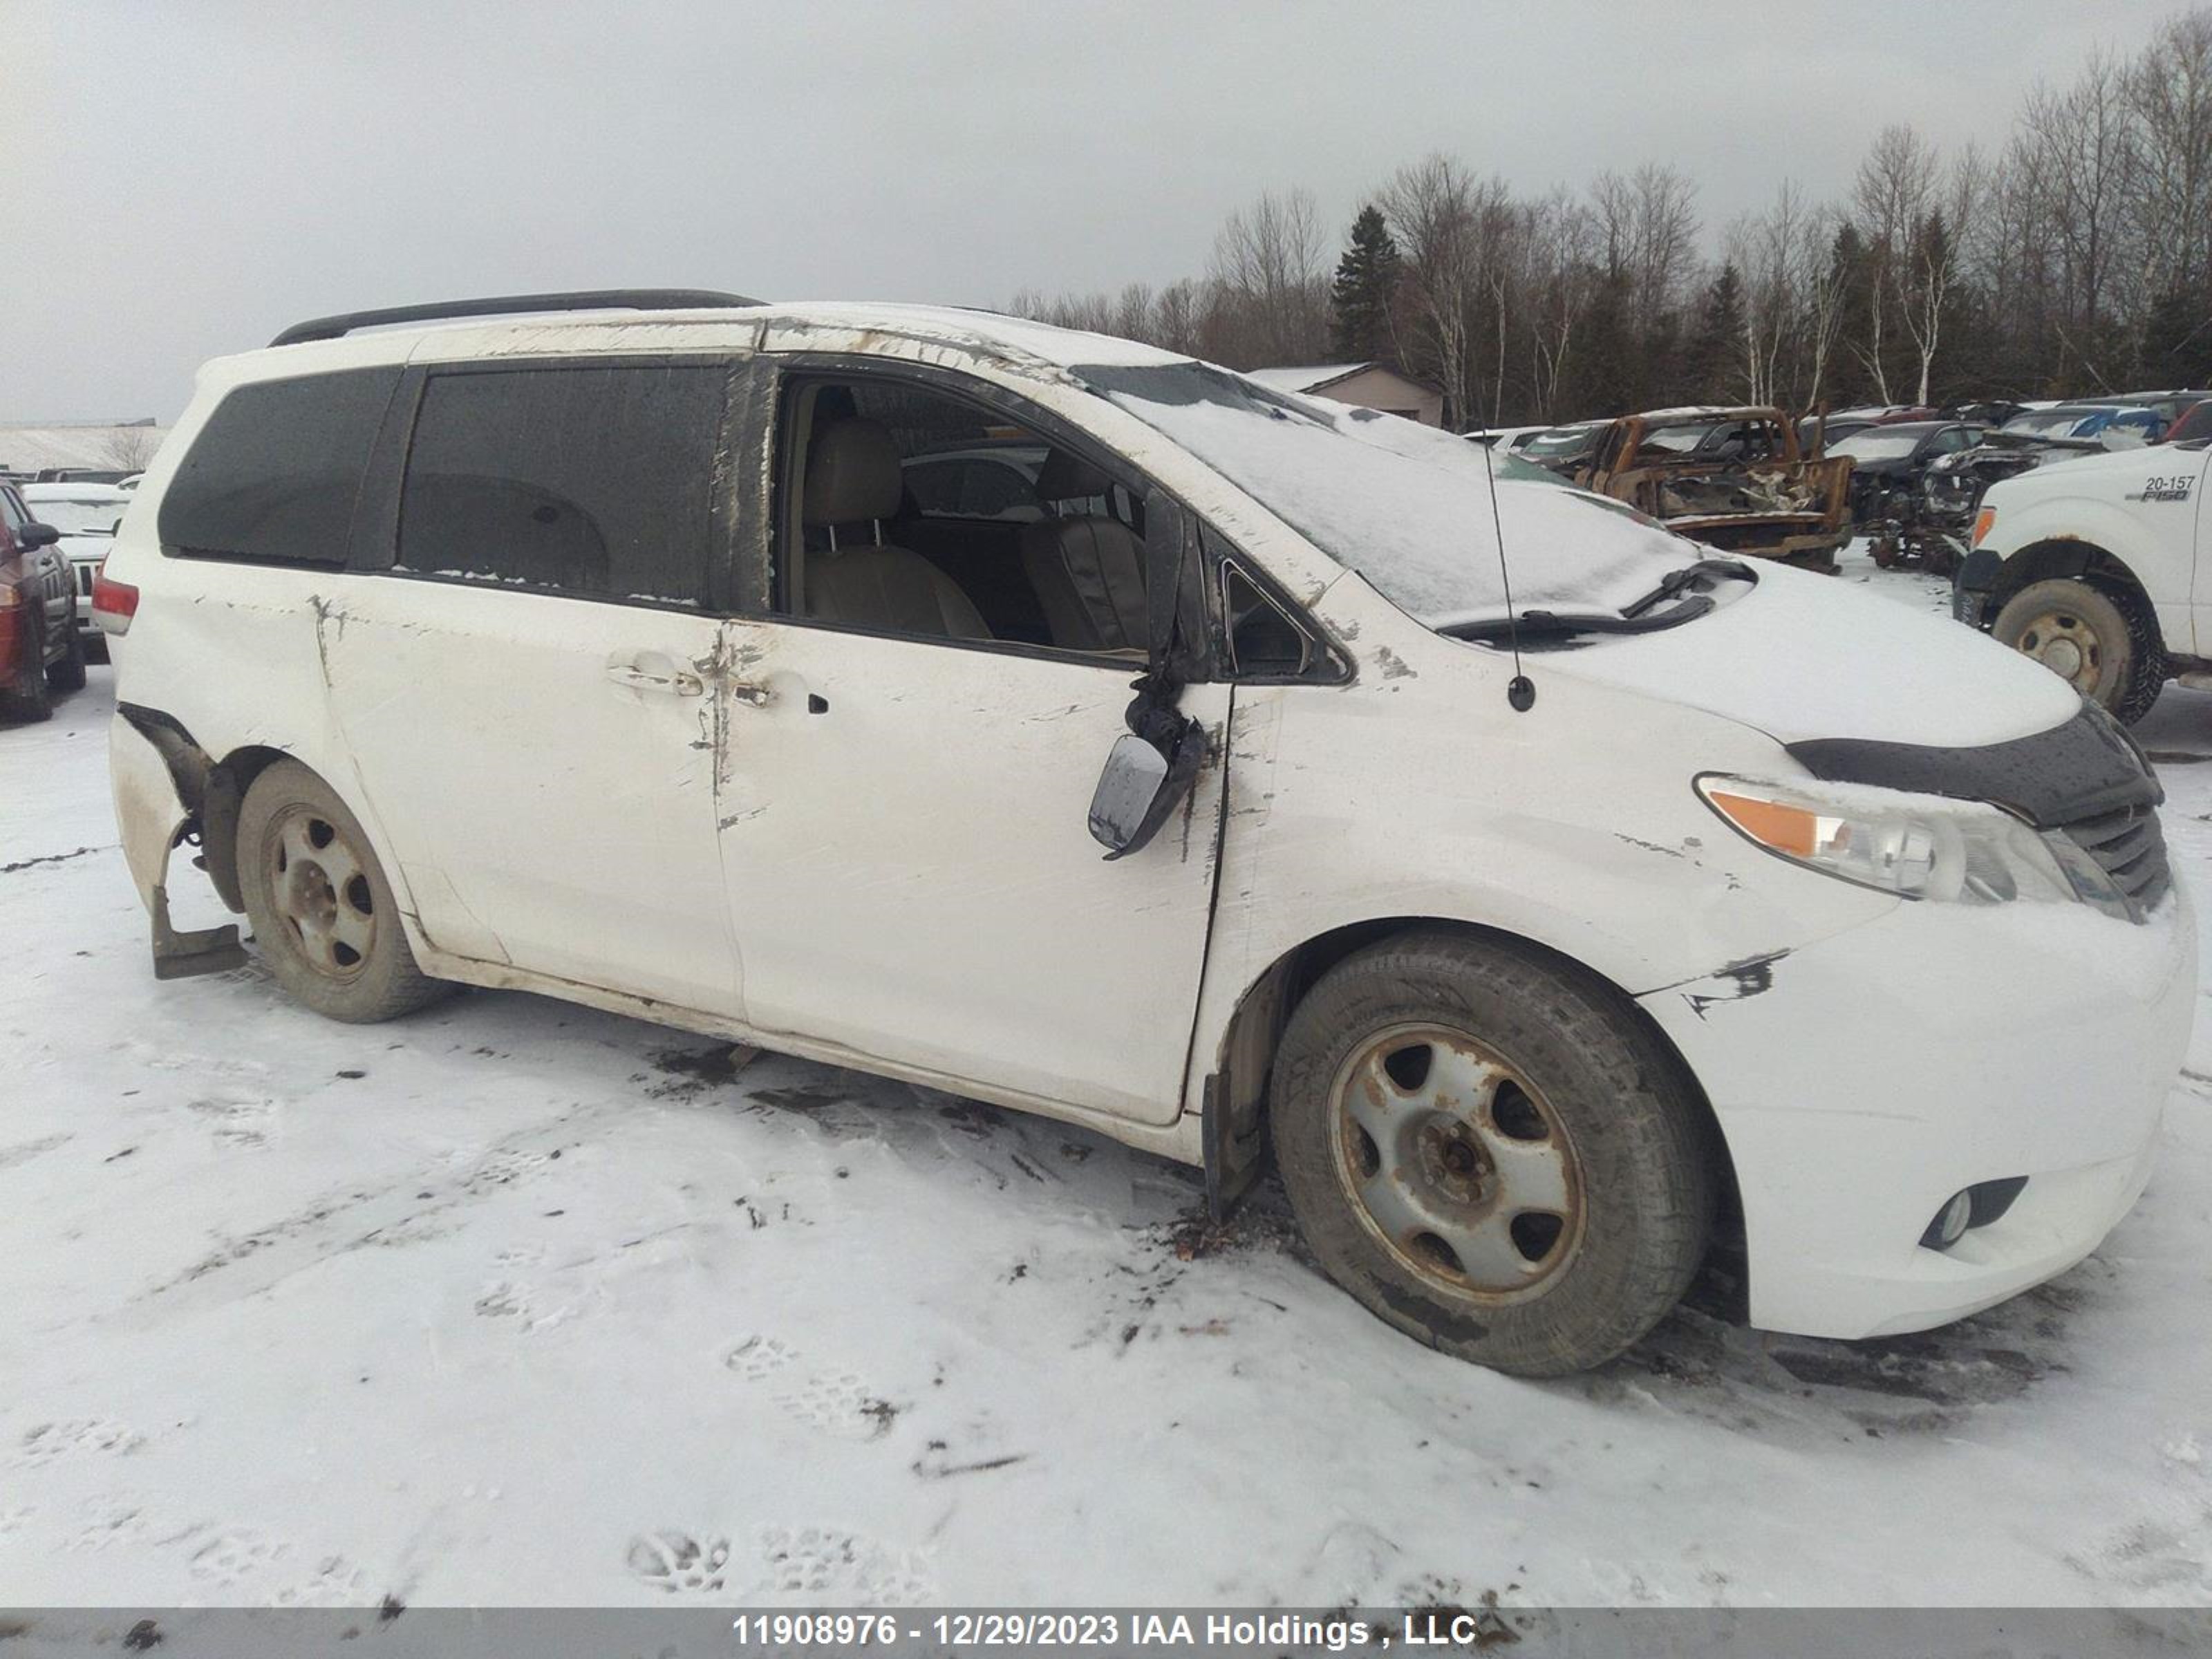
1087, 486, 1210, 859
1087, 720, 1207, 859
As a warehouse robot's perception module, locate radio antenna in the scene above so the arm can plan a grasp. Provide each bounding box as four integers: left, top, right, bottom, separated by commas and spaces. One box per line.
1476, 422, 1535, 712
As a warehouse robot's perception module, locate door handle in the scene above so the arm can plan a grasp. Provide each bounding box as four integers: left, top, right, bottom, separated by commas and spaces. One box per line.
605, 657, 703, 697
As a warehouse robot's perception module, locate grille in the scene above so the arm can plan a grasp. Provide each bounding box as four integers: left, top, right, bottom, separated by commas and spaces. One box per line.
2062, 803, 2171, 915
73, 561, 97, 597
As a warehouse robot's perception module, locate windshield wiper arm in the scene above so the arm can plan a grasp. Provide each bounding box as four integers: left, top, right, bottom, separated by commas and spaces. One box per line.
1444, 594, 1717, 644
1620, 557, 1755, 618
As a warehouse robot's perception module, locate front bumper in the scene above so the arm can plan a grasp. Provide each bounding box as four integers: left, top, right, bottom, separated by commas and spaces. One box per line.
1639, 878, 2195, 1339
1951, 545, 2001, 628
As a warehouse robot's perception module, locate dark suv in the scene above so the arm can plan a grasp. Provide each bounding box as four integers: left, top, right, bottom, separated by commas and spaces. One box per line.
1, 480, 87, 720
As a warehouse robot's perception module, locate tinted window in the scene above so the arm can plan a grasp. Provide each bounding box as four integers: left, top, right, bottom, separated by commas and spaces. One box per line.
399, 365, 725, 606
158, 368, 399, 565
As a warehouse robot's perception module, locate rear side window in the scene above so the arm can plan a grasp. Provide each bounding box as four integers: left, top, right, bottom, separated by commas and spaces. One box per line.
397, 365, 725, 607
158, 368, 400, 565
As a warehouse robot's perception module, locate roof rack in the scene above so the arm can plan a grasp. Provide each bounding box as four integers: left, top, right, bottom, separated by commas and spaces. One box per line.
269, 289, 765, 348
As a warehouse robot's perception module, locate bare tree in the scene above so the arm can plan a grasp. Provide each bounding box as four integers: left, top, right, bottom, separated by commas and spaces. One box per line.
1206, 188, 1329, 364
2022, 54, 2140, 385
101, 426, 162, 471
1526, 190, 1597, 420
2128, 10, 2212, 309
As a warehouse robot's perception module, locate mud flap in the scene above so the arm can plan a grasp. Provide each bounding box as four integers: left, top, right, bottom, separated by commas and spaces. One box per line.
110, 714, 247, 981
1202, 1074, 1266, 1222
149, 880, 249, 980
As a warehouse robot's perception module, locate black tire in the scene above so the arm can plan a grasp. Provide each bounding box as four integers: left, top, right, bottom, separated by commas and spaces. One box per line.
236, 760, 450, 1022
1271, 931, 1716, 1377
1, 612, 55, 722
1991, 577, 2165, 724
47, 619, 87, 693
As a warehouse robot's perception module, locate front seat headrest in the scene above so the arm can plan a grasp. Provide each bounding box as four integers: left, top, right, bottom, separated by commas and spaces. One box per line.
803, 417, 903, 527
1034, 446, 1113, 503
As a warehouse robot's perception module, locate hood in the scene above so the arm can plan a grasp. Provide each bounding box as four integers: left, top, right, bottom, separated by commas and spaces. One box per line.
56, 533, 115, 563
1536, 561, 2083, 748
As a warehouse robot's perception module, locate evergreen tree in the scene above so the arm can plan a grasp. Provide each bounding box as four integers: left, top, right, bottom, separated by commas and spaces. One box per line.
1329, 205, 1403, 362
1686, 263, 1746, 402
1826, 222, 1878, 406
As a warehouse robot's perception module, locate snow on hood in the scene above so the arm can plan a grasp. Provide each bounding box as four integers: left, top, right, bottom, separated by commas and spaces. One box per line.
1079, 359, 1683, 624
1540, 560, 2086, 748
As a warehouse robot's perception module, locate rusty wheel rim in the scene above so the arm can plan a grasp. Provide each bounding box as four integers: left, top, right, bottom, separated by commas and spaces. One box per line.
1329, 1023, 1584, 1304
265, 805, 376, 981
2014, 609, 2102, 693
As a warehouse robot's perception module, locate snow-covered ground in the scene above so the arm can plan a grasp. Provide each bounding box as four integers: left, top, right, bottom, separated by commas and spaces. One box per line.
3, 554, 2209, 1611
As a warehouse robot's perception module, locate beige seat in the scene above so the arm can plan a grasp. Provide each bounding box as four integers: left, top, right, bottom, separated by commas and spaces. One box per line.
1020, 449, 1147, 653
801, 418, 991, 641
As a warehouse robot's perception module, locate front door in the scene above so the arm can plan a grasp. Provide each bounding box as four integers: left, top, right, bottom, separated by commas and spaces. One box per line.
718, 621, 1231, 1125
322, 358, 744, 1015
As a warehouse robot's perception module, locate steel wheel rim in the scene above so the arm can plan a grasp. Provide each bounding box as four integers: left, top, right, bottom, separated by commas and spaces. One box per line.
1329, 1022, 1584, 1304
265, 805, 377, 981
2015, 610, 2101, 691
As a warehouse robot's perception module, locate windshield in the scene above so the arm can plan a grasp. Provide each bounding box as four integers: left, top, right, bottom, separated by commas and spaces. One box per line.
24, 498, 123, 535
1073, 359, 1688, 628
1828, 430, 1922, 462
1639, 422, 1719, 454
1522, 425, 1597, 458
2002, 410, 2093, 438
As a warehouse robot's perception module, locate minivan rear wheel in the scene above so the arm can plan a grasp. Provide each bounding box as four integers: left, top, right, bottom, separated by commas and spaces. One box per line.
237, 760, 449, 1022
1270, 932, 1716, 1376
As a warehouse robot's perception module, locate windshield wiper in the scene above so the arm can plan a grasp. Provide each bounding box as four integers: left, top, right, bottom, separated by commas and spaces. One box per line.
1445, 596, 1716, 644
1620, 557, 1754, 617
1443, 558, 1753, 645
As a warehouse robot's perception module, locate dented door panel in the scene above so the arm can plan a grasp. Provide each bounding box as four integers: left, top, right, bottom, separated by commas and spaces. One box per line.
716, 619, 1234, 1126
317, 581, 742, 1014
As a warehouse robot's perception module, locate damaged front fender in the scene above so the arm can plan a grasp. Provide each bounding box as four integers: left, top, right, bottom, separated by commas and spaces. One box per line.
109, 714, 248, 980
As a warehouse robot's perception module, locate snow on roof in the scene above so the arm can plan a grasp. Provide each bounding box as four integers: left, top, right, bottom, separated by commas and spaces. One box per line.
1631, 404, 1772, 424
0, 423, 167, 472
1241, 364, 1378, 394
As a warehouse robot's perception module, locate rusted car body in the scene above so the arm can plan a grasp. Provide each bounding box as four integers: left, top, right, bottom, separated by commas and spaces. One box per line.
1562, 406, 1854, 572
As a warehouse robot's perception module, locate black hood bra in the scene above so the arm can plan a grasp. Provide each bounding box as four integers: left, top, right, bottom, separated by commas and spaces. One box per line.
1785, 702, 2160, 830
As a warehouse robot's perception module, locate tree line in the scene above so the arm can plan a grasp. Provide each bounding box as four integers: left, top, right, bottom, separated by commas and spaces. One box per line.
1009, 8, 2212, 430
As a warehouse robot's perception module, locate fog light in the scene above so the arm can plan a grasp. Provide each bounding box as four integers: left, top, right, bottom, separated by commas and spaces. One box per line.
1922, 1189, 1975, 1251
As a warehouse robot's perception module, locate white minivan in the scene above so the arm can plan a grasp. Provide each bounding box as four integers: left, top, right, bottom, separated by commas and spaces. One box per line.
100, 293, 2194, 1376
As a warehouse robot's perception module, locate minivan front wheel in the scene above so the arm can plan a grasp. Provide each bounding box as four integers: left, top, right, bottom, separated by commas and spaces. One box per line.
237, 760, 448, 1022
1271, 932, 1715, 1376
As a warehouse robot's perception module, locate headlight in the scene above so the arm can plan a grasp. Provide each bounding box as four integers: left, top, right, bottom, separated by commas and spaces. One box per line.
1696, 775, 2131, 917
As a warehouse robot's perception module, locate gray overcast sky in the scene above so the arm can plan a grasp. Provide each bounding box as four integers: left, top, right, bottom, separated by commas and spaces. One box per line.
5, 0, 2197, 421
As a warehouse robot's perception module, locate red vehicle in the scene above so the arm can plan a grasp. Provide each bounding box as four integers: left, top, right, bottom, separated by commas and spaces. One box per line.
1, 479, 86, 720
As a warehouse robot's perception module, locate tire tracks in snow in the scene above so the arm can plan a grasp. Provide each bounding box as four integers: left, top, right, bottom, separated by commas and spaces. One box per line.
93, 1100, 629, 1331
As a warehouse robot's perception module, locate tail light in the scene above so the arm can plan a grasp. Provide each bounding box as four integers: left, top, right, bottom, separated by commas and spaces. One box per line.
1971, 505, 1996, 547
91, 560, 138, 635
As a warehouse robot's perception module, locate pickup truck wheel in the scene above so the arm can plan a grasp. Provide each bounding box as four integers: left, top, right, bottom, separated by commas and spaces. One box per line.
46, 617, 87, 693
237, 760, 449, 1022
1992, 579, 2164, 723
1271, 932, 1715, 1377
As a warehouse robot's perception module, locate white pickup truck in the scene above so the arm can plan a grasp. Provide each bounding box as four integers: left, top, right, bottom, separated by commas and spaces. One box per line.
1954, 435, 2212, 721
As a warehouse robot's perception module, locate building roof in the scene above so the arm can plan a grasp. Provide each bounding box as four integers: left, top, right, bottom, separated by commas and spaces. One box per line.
0, 422, 167, 474
1241, 362, 1424, 395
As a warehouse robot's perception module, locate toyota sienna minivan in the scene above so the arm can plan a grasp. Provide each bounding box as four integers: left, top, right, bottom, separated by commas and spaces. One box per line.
100, 292, 2194, 1375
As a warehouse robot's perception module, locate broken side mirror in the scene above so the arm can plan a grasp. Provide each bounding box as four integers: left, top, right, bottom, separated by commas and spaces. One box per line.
1089, 732, 1171, 853
1089, 724, 1206, 859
